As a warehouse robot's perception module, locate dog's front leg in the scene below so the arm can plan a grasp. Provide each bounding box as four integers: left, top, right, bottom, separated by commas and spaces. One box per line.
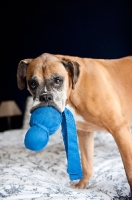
73, 130, 94, 189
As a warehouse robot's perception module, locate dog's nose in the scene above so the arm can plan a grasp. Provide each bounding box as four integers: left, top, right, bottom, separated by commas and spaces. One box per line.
39, 93, 53, 103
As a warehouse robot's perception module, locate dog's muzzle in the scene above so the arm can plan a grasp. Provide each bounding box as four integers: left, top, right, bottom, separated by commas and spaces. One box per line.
30, 93, 60, 113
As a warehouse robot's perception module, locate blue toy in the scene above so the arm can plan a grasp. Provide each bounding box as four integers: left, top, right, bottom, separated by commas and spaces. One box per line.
24, 106, 83, 180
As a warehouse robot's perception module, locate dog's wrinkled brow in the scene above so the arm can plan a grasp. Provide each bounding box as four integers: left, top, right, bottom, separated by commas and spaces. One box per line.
28, 75, 38, 81
50, 73, 64, 80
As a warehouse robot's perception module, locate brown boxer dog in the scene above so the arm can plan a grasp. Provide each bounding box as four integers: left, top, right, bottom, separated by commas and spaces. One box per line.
17, 53, 132, 197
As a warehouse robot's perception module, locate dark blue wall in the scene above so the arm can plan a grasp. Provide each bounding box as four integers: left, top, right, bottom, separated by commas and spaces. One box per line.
1, 0, 132, 129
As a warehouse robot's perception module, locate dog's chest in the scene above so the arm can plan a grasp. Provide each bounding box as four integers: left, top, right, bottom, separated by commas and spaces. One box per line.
66, 104, 106, 132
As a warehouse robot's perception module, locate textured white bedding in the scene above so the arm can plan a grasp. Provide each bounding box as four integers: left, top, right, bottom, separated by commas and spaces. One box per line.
0, 128, 130, 200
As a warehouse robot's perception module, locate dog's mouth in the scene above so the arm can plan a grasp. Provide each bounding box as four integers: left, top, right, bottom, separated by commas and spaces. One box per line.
30, 101, 62, 113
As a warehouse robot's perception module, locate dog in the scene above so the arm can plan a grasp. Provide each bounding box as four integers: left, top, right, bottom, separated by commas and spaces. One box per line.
17, 53, 132, 198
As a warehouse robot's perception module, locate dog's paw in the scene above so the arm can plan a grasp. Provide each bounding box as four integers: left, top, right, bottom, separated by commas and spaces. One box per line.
70, 179, 88, 189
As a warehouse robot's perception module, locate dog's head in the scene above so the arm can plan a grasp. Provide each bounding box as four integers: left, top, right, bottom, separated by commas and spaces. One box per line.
17, 53, 80, 112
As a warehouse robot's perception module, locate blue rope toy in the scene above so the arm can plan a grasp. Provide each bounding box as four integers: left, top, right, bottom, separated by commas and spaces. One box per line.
24, 106, 83, 180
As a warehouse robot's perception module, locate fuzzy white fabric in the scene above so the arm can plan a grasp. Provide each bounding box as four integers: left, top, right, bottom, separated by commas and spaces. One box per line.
0, 128, 130, 200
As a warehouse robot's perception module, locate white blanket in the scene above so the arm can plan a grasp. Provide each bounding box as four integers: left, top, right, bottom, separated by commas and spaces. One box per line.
0, 129, 130, 200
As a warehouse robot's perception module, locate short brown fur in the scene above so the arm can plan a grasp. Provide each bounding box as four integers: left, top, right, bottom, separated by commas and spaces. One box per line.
17, 53, 132, 198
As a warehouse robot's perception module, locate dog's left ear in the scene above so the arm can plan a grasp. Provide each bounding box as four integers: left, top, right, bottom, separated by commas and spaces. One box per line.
17, 59, 32, 90
61, 59, 80, 89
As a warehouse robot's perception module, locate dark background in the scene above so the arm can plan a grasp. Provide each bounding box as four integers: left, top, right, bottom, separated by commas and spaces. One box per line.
1, 0, 132, 131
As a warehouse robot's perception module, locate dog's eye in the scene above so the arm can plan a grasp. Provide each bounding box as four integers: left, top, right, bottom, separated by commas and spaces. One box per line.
29, 80, 38, 89
54, 78, 62, 85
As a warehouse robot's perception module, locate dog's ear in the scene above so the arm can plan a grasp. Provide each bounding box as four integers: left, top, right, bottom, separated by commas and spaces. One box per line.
17, 59, 32, 90
61, 59, 80, 89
